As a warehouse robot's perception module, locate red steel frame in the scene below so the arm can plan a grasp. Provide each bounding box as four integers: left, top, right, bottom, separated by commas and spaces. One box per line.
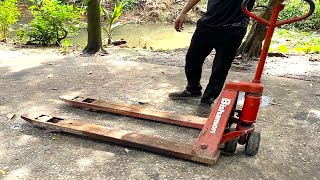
22, 0, 315, 164
243, 0, 315, 83
191, 0, 315, 159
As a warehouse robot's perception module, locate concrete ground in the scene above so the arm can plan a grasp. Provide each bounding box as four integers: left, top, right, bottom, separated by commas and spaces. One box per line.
0, 46, 319, 180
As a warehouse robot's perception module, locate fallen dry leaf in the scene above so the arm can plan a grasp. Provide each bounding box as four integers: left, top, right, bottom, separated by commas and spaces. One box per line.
124, 148, 130, 153
0, 169, 6, 175
138, 101, 147, 105
270, 102, 282, 106
52, 136, 60, 140
6, 113, 16, 120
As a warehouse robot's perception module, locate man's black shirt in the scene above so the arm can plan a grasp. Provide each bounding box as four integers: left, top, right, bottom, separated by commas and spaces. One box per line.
200, 0, 255, 28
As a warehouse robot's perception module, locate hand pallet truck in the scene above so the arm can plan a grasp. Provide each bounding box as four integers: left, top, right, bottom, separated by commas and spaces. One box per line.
22, 0, 315, 165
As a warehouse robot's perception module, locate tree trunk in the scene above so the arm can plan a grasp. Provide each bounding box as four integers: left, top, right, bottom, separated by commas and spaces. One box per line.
83, 0, 105, 54
237, 0, 279, 61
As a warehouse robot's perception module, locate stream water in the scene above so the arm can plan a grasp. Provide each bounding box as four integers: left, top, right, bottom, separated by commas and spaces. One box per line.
71, 23, 196, 49
11, 8, 196, 49
11, 21, 196, 49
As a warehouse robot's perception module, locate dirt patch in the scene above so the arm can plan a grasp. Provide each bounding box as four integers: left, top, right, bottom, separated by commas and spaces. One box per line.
263, 55, 320, 82
1, 42, 319, 82
102, 46, 320, 82
118, 0, 203, 23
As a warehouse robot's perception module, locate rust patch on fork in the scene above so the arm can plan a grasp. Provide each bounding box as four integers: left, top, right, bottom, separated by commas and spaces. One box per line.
21, 114, 218, 165
60, 95, 206, 129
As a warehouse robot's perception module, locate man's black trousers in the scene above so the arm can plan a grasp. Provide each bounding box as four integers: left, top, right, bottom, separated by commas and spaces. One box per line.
185, 22, 247, 105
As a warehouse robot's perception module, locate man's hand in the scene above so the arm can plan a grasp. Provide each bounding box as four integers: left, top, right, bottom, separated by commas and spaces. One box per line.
174, 0, 200, 32
174, 13, 186, 32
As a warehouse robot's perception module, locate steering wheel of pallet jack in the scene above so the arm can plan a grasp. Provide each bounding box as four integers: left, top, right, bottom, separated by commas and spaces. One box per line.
245, 131, 261, 155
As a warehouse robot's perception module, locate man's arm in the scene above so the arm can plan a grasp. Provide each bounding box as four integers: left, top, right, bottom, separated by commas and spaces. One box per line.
174, 0, 201, 32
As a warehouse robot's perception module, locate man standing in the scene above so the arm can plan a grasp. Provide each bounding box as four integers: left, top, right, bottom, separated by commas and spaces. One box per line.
169, 0, 255, 117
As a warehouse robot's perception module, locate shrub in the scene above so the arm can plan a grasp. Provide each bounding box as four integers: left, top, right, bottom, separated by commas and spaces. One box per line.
0, 0, 20, 41
257, 0, 320, 30
110, 0, 139, 10
19, 0, 84, 45
59, 38, 71, 54
279, 0, 320, 30
101, 1, 131, 45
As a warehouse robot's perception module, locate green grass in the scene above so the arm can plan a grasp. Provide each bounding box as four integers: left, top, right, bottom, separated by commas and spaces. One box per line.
269, 29, 320, 54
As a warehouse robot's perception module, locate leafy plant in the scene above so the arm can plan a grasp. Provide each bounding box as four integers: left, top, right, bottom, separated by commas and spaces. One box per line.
279, 0, 320, 30
59, 38, 71, 54
19, 0, 84, 45
0, 0, 20, 41
101, 1, 130, 45
270, 29, 320, 54
254, 0, 319, 30
110, 0, 139, 10
278, 44, 288, 53
294, 35, 320, 54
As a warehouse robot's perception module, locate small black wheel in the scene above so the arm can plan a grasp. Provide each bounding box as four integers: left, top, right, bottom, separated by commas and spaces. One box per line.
245, 131, 261, 156
224, 128, 238, 155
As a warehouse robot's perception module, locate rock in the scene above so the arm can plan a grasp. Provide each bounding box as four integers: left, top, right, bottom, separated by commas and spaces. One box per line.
112, 40, 127, 46
309, 55, 320, 62
6, 113, 16, 120
119, 44, 129, 48
268, 52, 288, 57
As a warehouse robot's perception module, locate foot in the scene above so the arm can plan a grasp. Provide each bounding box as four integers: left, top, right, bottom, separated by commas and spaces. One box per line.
168, 90, 202, 100
196, 103, 212, 117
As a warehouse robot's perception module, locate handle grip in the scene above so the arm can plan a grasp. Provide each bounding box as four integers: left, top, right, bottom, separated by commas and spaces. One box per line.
242, 0, 315, 27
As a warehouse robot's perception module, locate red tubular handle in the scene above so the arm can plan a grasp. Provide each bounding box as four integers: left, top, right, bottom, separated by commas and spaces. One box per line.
241, 0, 271, 26
242, 0, 315, 27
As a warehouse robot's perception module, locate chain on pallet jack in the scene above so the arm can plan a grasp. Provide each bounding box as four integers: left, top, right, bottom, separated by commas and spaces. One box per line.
22, 0, 315, 164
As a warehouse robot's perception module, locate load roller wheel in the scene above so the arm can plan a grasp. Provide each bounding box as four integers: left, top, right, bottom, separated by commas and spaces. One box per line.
245, 131, 261, 156
224, 128, 238, 154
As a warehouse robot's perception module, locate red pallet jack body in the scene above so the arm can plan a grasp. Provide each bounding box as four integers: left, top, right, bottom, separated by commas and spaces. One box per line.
22, 0, 315, 164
